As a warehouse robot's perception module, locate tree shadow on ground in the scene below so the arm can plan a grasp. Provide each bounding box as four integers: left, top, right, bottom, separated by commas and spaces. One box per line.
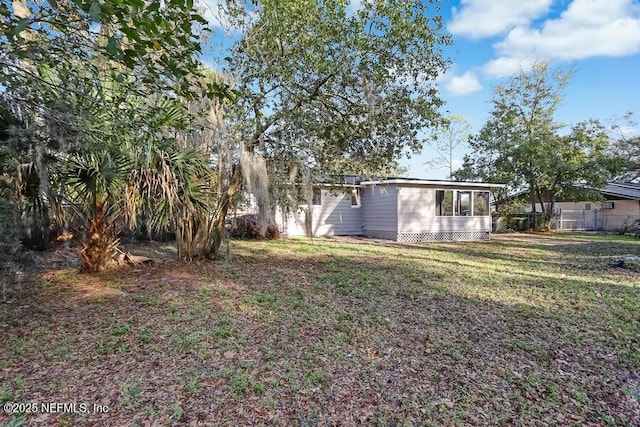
0, 238, 638, 426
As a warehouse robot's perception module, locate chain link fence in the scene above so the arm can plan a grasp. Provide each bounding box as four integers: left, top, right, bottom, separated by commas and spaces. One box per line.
493, 210, 640, 235
552, 209, 640, 234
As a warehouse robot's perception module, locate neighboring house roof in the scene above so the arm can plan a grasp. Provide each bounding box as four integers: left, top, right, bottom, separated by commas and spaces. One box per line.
360, 178, 506, 188
601, 182, 640, 200
503, 182, 640, 203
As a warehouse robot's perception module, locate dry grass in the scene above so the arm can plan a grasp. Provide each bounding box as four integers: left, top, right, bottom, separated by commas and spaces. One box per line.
1, 233, 639, 426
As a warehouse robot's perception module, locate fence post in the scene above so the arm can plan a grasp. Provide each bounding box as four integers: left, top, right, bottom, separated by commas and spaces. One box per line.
559, 209, 562, 231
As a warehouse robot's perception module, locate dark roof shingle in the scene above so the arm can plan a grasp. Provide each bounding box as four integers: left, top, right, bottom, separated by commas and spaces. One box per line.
602, 182, 640, 200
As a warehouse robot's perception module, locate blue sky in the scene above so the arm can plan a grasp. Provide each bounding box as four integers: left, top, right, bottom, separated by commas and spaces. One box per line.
199, 0, 640, 180
406, 0, 640, 179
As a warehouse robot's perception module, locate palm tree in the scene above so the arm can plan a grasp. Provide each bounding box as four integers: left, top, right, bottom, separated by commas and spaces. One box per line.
64, 149, 131, 272
126, 138, 215, 261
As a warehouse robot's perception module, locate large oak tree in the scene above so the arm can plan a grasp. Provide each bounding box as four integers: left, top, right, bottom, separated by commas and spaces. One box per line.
206, 0, 452, 256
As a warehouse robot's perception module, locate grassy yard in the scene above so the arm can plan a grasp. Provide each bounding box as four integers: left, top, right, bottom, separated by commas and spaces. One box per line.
1, 233, 639, 426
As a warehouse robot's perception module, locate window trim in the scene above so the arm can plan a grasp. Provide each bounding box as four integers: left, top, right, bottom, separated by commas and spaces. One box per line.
457, 191, 472, 217
473, 191, 490, 216
436, 189, 491, 217
350, 188, 361, 208
435, 189, 454, 216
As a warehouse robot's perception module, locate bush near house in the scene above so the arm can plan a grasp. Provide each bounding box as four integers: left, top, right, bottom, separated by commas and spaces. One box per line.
229, 214, 281, 240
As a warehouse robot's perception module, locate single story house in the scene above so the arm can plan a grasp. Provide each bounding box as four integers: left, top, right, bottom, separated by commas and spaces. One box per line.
519, 182, 640, 231
277, 178, 505, 242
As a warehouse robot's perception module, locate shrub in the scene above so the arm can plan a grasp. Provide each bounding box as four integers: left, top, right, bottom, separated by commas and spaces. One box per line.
0, 200, 21, 258
616, 217, 636, 236
0, 199, 22, 301
229, 215, 281, 240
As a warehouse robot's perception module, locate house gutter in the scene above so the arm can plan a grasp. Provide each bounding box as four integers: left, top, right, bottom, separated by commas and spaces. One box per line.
360, 179, 506, 188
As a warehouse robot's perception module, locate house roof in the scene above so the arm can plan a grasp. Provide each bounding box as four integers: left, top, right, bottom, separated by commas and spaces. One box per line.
502, 181, 640, 202
311, 175, 506, 188
360, 178, 506, 188
601, 182, 640, 200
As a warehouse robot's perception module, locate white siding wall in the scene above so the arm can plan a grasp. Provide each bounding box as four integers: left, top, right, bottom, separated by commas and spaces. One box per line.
277, 182, 496, 241
400, 216, 492, 233
278, 189, 363, 237
362, 184, 398, 239
397, 185, 492, 234
396, 186, 434, 232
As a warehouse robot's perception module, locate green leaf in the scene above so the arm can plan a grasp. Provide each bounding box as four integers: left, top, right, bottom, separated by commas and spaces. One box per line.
191, 14, 207, 25
13, 18, 29, 36
121, 27, 140, 42
128, 0, 144, 13
106, 36, 118, 55
89, 1, 101, 22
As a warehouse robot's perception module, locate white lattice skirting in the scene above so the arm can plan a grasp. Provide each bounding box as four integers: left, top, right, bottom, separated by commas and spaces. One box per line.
366, 230, 491, 242
396, 231, 490, 243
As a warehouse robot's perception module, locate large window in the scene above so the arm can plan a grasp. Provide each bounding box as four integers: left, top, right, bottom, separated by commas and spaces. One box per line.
435, 190, 454, 216
473, 192, 490, 216
436, 189, 491, 216
457, 191, 471, 216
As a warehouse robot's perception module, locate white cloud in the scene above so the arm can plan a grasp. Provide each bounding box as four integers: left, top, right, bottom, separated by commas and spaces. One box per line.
482, 57, 536, 78
446, 71, 482, 96
451, 158, 464, 173
347, 0, 364, 17
613, 124, 640, 138
449, 0, 552, 39
197, 0, 229, 29
432, 68, 453, 84
495, 0, 640, 60
196, 0, 258, 32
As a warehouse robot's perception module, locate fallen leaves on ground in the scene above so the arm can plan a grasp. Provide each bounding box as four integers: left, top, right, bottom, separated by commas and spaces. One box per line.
1, 234, 639, 425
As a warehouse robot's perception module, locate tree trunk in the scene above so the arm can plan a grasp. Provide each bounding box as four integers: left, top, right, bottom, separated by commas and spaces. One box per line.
35, 142, 51, 248
207, 163, 244, 259
80, 206, 117, 272
544, 201, 554, 230
529, 177, 537, 231
536, 188, 553, 231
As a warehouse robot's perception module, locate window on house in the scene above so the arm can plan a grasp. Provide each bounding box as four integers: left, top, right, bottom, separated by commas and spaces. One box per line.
312, 188, 322, 206
585, 203, 591, 211
351, 188, 361, 207
602, 201, 614, 209
474, 191, 490, 216
457, 191, 472, 216
435, 190, 454, 216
